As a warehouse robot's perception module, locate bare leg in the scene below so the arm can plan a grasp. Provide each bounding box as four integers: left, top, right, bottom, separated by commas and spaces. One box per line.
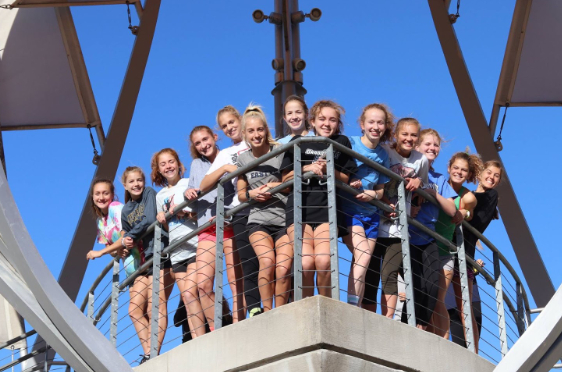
453, 276, 479, 352
197, 240, 216, 329
288, 224, 315, 298
146, 268, 173, 355
275, 234, 293, 307
313, 223, 332, 298
249, 231, 275, 311
175, 263, 205, 338
433, 268, 454, 338
343, 226, 377, 304
223, 238, 245, 322
128, 276, 150, 355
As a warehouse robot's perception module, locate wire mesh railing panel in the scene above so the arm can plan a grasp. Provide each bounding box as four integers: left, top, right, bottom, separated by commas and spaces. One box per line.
76, 137, 533, 368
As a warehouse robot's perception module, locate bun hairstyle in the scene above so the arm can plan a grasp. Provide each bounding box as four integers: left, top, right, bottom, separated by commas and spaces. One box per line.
359, 103, 395, 143
309, 99, 346, 135
241, 103, 276, 146
189, 126, 217, 160
282, 95, 311, 133
447, 151, 483, 184
121, 166, 145, 203
150, 148, 186, 187
90, 178, 116, 218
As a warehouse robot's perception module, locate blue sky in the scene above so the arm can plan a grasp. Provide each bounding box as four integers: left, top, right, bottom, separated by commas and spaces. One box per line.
1, 0, 560, 366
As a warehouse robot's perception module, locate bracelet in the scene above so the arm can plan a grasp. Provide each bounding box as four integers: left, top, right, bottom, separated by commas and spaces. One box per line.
121, 238, 126, 247
246, 190, 251, 200
465, 210, 471, 219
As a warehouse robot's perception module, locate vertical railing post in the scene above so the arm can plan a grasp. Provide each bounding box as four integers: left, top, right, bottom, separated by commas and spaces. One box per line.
396, 181, 416, 327
87, 292, 94, 324
293, 142, 303, 301
43, 343, 49, 372
455, 225, 475, 353
515, 282, 526, 336
494, 251, 508, 357
110, 258, 120, 347
150, 225, 162, 359
214, 182, 225, 330
326, 144, 340, 299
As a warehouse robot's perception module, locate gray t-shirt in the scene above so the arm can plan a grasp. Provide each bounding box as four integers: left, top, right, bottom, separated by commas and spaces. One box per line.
188, 157, 220, 227
236, 145, 287, 227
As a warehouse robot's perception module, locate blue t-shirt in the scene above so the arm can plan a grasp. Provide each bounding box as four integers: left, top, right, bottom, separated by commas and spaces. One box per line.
276, 131, 315, 144
409, 169, 457, 245
342, 136, 390, 215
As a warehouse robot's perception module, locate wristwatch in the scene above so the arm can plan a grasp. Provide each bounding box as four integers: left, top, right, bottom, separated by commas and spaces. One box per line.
246, 190, 251, 200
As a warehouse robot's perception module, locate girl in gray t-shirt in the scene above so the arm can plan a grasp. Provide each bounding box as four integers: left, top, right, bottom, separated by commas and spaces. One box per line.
236, 105, 291, 310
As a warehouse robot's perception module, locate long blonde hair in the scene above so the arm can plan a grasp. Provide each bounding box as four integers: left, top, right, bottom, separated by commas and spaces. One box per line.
241, 103, 276, 146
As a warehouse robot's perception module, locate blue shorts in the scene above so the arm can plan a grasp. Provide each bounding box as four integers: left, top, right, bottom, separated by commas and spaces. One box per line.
346, 212, 380, 240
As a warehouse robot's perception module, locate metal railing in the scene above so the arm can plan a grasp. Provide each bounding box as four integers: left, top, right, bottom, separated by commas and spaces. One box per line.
72, 137, 533, 366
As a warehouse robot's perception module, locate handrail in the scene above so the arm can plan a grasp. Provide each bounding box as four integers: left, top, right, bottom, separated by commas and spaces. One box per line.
82, 136, 534, 355
0, 330, 37, 350
460, 222, 532, 318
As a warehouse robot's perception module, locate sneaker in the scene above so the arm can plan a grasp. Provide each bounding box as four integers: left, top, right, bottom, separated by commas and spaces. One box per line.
139, 354, 150, 365
249, 308, 263, 317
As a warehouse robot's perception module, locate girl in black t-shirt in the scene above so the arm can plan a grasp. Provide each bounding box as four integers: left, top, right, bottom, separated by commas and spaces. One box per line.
281, 100, 357, 298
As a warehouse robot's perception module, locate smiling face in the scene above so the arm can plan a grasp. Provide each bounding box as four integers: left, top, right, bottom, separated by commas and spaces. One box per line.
191, 129, 218, 159
361, 108, 387, 144
311, 107, 339, 137
243, 117, 268, 149
218, 112, 242, 142
416, 134, 441, 163
284, 100, 307, 134
124, 171, 145, 200
479, 165, 501, 190
448, 158, 470, 186
92, 182, 113, 214
395, 123, 419, 156
158, 152, 180, 185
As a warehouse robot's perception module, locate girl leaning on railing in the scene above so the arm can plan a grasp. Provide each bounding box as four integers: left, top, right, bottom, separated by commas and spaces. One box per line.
340, 103, 392, 308
236, 104, 291, 311
281, 99, 358, 298
152, 148, 203, 339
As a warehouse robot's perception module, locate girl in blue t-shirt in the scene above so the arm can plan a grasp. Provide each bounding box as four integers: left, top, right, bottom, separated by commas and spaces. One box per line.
406, 129, 457, 330
341, 103, 393, 307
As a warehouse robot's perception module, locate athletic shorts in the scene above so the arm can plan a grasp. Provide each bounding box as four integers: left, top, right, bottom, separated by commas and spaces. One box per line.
142, 254, 173, 277
441, 254, 455, 272
248, 223, 286, 244
453, 257, 476, 280
172, 255, 197, 274
345, 212, 380, 240
198, 224, 234, 242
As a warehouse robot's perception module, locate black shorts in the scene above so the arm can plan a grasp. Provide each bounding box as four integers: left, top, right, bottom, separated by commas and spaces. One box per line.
142, 254, 173, 277
172, 255, 197, 274
248, 224, 286, 244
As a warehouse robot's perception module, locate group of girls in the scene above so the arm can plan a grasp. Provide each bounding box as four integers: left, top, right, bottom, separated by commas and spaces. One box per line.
86, 94, 503, 361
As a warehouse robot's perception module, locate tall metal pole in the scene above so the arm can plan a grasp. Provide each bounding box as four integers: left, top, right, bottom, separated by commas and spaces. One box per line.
269, 0, 310, 137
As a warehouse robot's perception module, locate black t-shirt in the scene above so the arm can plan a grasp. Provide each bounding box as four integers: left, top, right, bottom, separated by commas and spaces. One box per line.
281, 134, 357, 227
464, 188, 498, 259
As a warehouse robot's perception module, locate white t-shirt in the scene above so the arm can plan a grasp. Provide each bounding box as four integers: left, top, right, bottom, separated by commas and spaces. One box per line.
378, 144, 429, 238
205, 141, 250, 210
156, 178, 197, 264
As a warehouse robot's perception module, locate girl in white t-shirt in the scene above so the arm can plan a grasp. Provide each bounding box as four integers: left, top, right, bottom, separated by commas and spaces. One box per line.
152, 148, 204, 339
196, 106, 255, 319
377, 118, 429, 320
